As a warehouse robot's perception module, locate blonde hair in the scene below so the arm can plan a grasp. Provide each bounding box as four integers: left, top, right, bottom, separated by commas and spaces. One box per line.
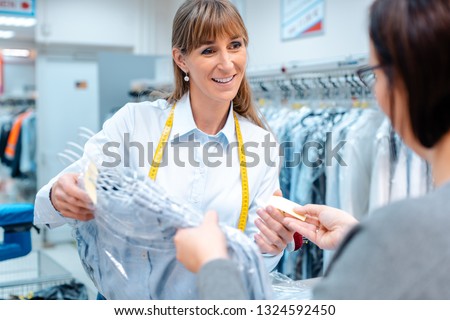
168, 0, 265, 129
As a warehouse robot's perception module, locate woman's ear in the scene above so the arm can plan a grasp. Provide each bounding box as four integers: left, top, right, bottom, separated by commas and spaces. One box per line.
172, 48, 188, 73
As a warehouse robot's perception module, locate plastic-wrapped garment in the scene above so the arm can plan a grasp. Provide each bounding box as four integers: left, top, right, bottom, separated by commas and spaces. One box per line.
270, 272, 315, 300
71, 166, 273, 300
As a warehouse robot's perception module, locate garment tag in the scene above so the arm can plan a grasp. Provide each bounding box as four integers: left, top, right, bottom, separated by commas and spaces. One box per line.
84, 161, 98, 205
266, 196, 306, 221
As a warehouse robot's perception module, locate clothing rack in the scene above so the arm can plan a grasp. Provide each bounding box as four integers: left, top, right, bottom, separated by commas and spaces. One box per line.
0, 98, 36, 110
254, 56, 433, 280
248, 56, 371, 107
247, 55, 368, 79
0, 106, 37, 204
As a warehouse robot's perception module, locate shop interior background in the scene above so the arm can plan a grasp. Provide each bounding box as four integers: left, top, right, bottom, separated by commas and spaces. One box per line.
0, 0, 375, 299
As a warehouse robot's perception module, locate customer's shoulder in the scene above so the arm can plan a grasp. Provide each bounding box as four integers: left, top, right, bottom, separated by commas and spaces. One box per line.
374, 185, 447, 217
366, 184, 450, 236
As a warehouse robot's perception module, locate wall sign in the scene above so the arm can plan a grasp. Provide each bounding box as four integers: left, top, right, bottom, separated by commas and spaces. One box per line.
75, 81, 88, 90
281, 0, 325, 41
0, 0, 35, 17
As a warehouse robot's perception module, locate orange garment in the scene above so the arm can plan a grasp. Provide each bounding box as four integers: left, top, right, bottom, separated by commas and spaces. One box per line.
4, 110, 33, 161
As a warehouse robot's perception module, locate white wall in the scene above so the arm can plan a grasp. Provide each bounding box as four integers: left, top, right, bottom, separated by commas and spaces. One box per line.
245, 0, 373, 69
97, 52, 157, 124
3, 63, 35, 96
142, 0, 374, 79
36, 56, 100, 188
152, 0, 185, 56
34, 0, 184, 56
32, 0, 374, 69
35, 0, 140, 49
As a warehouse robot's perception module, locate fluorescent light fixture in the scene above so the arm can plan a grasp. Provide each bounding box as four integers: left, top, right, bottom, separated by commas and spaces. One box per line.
0, 16, 36, 27
0, 30, 15, 39
2, 49, 30, 58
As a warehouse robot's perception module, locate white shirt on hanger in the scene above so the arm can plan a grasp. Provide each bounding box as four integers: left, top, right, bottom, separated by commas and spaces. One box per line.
339, 110, 385, 220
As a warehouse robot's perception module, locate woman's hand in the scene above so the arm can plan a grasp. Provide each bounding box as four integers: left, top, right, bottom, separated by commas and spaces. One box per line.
254, 190, 295, 255
283, 204, 359, 250
174, 211, 228, 273
50, 173, 95, 221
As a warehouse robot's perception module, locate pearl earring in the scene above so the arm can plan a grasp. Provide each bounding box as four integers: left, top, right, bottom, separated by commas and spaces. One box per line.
184, 72, 190, 82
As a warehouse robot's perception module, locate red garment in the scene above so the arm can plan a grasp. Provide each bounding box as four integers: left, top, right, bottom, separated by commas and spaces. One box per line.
293, 232, 303, 251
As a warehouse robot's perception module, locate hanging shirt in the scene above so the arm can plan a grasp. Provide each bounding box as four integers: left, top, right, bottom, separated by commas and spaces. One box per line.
20, 111, 36, 175
408, 150, 432, 198
369, 118, 392, 212
34, 93, 283, 271
339, 110, 384, 219
390, 139, 409, 202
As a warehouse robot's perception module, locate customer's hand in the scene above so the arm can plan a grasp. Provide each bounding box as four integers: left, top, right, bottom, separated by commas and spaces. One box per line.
254, 190, 295, 255
50, 173, 94, 221
174, 211, 228, 273
283, 205, 358, 250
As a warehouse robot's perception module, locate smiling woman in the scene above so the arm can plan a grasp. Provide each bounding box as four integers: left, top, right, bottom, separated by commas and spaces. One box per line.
33, 0, 294, 300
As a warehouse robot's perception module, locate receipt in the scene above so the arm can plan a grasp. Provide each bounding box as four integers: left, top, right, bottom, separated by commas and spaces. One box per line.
265, 196, 306, 221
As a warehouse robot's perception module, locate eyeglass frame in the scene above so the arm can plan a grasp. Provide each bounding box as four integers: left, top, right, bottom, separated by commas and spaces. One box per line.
356, 64, 385, 88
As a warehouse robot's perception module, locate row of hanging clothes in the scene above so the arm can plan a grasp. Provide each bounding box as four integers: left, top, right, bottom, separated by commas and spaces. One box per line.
0, 98, 37, 203
250, 70, 433, 280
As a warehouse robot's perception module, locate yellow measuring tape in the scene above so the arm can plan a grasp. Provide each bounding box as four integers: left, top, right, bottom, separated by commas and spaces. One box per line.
233, 112, 250, 232
148, 104, 176, 181
148, 103, 250, 232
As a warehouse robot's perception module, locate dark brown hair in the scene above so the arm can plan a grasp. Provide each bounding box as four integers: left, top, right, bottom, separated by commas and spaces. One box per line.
370, 0, 450, 148
168, 0, 265, 128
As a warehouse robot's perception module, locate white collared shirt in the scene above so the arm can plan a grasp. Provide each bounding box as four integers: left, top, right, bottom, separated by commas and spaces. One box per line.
34, 93, 282, 271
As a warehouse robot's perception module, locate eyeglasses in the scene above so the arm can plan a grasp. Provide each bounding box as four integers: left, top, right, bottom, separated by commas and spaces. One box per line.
356, 64, 384, 88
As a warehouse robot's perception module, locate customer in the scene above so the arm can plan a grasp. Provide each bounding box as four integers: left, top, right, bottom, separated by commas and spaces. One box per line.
34, 0, 294, 296
174, 0, 450, 299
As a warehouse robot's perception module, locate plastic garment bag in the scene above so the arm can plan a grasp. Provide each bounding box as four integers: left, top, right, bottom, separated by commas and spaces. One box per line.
71, 165, 273, 300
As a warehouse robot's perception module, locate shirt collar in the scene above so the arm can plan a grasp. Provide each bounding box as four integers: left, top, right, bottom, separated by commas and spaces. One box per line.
170, 93, 236, 145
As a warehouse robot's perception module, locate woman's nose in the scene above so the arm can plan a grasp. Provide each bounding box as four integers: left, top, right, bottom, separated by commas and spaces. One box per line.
217, 51, 234, 71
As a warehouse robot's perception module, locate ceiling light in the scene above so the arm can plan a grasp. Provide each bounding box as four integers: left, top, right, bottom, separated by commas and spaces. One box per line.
0, 30, 15, 39
0, 16, 36, 27
2, 49, 30, 58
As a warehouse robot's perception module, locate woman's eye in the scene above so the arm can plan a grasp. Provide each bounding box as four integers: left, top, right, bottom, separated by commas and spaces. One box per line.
230, 41, 242, 49
201, 48, 214, 55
